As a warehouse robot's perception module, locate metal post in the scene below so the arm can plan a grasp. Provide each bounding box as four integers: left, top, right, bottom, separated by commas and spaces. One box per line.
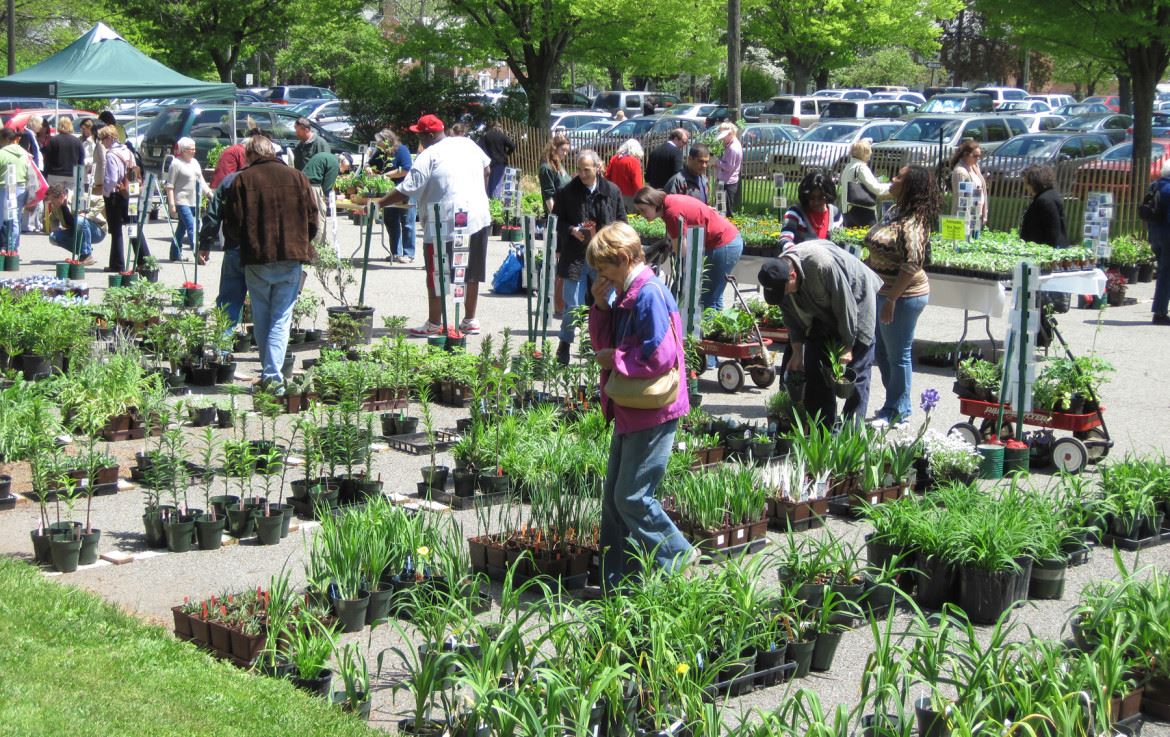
540, 216, 556, 344
1015, 267, 1030, 441
523, 215, 535, 338
357, 201, 375, 306
432, 204, 449, 334
70, 165, 84, 259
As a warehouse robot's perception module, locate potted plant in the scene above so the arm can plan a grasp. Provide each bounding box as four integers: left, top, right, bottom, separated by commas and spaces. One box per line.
286, 611, 337, 696
313, 241, 375, 345
417, 382, 448, 492
331, 642, 371, 718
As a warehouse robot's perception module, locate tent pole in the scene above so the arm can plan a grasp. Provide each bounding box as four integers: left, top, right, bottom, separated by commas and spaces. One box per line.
231, 100, 237, 145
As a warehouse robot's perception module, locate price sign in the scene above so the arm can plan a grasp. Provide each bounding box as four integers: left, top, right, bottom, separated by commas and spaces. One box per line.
939, 216, 966, 242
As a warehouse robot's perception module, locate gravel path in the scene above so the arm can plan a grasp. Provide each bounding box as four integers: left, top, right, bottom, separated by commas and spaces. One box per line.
3, 214, 1169, 734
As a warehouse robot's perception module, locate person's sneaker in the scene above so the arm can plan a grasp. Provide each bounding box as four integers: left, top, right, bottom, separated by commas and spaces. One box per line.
459, 318, 481, 335
556, 341, 571, 366
407, 321, 443, 337
1154, 313, 1170, 325
868, 417, 891, 429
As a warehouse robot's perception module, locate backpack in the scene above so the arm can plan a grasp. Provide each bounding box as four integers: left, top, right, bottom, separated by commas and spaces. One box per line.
1138, 181, 1161, 222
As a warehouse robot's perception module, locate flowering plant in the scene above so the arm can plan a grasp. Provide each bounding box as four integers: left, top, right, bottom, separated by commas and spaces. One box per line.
182, 281, 202, 290
1105, 269, 1127, 292
922, 429, 981, 480
445, 326, 464, 340
65, 258, 80, 265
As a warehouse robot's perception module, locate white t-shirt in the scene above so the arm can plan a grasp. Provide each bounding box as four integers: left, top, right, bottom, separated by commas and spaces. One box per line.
397, 135, 491, 242
166, 156, 208, 207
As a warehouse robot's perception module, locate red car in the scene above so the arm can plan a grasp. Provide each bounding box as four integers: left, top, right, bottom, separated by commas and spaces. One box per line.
2, 108, 98, 135
1083, 95, 1121, 113
1074, 137, 1170, 198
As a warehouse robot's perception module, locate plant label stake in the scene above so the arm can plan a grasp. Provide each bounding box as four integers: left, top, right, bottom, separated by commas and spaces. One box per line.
1083, 191, 1113, 265
136, 174, 166, 274
431, 204, 450, 334
715, 181, 728, 215
540, 215, 557, 343
451, 224, 469, 328
678, 222, 704, 336
1002, 261, 1039, 437
772, 172, 786, 212
70, 164, 85, 260
191, 191, 201, 286
357, 200, 376, 307
522, 214, 536, 338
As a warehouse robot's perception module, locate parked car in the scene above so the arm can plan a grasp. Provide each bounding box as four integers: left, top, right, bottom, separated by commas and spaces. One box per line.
592, 91, 681, 117
1051, 114, 1133, 144
670, 103, 726, 125
1083, 95, 1121, 112
140, 104, 357, 173
735, 123, 806, 177
918, 93, 995, 114
974, 87, 1030, 106
288, 99, 349, 126
2, 108, 97, 135
1014, 113, 1068, 133
812, 89, 872, 100
1151, 112, 1170, 137
997, 100, 1052, 113
759, 95, 825, 127
740, 103, 767, 123
1074, 138, 1170, 197
820, 99, 919, 120
262, 86, 337, 104
866, 85, 909, 94
550, 110, 612, 133
923, 86, 971, 99
980, 132, 1113, 187
564, 120, 615, 148
551, 89, 592, 110
869, 114, 1027, 177
1053, 102, 1112, 117
871, 91, 927, 106
703, 106, 730, 128
1029, 94, 1075, 110
771, 119, 904, 178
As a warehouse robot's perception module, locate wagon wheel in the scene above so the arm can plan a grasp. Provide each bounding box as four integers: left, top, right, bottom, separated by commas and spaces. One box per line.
1074, 427, 1110, 463
695, 349, 709, 375
717, 361, 745, 392
976, 418, 1012, 442
749, 366, 776, 388
1052, 437, 1089, 474
949, 421, 980, 447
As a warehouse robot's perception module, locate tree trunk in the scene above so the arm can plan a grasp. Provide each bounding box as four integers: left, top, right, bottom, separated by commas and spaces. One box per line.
608, 68, 623, 90
520, 65, 557, 130
815, 70, 830, 92
1118, 74, 1132, 115
1122, 42, 1169, 198
210, 47, 238, 84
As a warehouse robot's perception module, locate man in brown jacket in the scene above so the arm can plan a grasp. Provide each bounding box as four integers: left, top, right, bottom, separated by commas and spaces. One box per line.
224, 133, 318, 391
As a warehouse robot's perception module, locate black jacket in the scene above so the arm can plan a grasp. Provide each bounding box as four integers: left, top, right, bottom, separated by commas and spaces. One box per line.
1019, 187, 1068, 247
645, 141, 684, 189
44, 134, 84, 177
551, 175, 626, 280
478, 128, 515, 166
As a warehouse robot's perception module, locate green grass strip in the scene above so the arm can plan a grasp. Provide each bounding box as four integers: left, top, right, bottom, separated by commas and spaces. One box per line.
0, 558, 384, 737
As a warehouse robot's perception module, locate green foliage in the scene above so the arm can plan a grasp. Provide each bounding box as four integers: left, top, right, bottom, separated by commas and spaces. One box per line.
710, 66, 780, 103
832, 47, 931, 88
335, 64, 482, 144
273, 0, 392, 85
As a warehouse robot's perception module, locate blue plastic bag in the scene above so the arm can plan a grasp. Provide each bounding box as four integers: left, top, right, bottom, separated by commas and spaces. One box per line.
491, 249, 524, 294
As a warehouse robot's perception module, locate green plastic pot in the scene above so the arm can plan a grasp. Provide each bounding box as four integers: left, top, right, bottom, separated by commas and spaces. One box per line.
50, 534, 82, 573
253, 511, 283, 545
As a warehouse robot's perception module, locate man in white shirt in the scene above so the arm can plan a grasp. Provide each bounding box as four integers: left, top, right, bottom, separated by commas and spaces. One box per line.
378, 114, 491, 337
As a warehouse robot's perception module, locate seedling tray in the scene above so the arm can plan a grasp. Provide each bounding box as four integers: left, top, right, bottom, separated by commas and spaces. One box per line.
705, 661, 797, 699
382, 429, 460, 455
24, 482, 119, 502
1100, 528, 1170, 552
768, 515, 824, 532
415, 485, 509, 511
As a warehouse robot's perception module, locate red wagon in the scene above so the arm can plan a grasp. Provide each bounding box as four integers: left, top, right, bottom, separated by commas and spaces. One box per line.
950, 398, 1111, 474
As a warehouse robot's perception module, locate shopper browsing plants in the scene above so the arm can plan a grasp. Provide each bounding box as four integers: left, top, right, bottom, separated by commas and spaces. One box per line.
585, 221, 695, 593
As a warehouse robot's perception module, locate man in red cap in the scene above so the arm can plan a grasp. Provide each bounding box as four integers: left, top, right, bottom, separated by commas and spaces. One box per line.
379, 114, 491, 336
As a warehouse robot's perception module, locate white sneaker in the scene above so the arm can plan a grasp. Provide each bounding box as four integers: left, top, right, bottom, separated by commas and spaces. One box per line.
868, 417, 891, 429
407, 321, 443, 337
459, 318, 481, 335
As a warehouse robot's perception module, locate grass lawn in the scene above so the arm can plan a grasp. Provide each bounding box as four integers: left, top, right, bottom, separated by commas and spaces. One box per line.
0, 557, 383, 737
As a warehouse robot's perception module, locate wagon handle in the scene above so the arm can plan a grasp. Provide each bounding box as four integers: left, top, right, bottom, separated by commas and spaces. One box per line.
727, 275, 772, 366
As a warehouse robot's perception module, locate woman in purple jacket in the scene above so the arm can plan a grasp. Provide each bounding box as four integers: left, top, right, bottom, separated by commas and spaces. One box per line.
587, 222, 695, 592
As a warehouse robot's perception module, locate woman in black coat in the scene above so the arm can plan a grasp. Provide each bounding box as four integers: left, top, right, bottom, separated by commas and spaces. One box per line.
551, 148, 626, 364
1019, 164, 1068, 247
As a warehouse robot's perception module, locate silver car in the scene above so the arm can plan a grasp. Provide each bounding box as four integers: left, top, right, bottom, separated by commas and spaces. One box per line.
869, 114, 1028, 177
772, 119, 903, 178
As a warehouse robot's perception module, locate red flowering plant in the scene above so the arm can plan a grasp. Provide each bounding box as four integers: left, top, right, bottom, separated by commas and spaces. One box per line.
1105, 269, 1127, 293
445, 326, 464, 340
183, 281, 203, 291
65, 258, 80, 266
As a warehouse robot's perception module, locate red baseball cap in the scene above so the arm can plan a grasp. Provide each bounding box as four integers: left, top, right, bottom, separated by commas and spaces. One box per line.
408, 114, 445, 134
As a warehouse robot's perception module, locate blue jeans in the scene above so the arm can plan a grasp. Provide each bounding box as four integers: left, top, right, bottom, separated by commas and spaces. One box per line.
385, 204, 416, 258
1150, 224, 1170, 316
488, 163, 507, 199
874, 293, 929, 421
701, 237, 744, 310
559, 264, 596, 344
49, 220, 104, 258
600, 418, 692, 588
170, 204, 196, 260
1, 191, 28, 252
245, 261, 302, 384
216, 248, 247, 327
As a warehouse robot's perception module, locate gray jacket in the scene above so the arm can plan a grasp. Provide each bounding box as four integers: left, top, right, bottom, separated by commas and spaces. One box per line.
771, 241, 881, 348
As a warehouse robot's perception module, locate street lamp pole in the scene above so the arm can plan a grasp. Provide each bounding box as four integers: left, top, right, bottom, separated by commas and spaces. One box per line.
727, 0, 741, 122
7, 0, 15, 75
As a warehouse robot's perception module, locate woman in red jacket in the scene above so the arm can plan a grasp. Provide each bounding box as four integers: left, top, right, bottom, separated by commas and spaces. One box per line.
607, 139, 644, 214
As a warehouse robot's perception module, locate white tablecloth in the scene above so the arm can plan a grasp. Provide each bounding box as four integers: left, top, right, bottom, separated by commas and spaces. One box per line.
926, 269, 1107, 318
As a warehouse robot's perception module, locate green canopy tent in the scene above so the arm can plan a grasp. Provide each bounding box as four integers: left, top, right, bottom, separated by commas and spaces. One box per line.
0, 23, 235, 100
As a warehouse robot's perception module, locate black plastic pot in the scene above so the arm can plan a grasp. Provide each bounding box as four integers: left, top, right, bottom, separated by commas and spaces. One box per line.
477, 472, 512, 495
914, 553, 958, 610
786, 638, 815, 678
915, 696, 951, 737
332, 591, 371, 633
326, 305, 375, 344
366, 587, 395, 625
1027, 556, 1066, 600
719, 651, 756, 696
0, 473, 12, 498
215, 360, 237, 384
267, 502, 292, 538
196, 515, 226, 551
381, 413, 399, 436
292, 668, 333, 697
810, 630, 842, 672
142, 506, 176, 548
187, 365, 217, 386
754, 644, 788, 686
865, 533, 910, 569
189, 406, 217, 427
164, 517, 196, 553
958, 565, 1024, 624
30, 529, 52, 564
21, 353, 53, 381
50, 533, 82, 573
253, 511, 283, 545
421, 465, 449, 490
78, 529, 101, 566
227, 507, 255, 538
216, 408, 234, 428
861, 713, 906, 737
209, 495, 240, 519
453, 470, 477, 497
